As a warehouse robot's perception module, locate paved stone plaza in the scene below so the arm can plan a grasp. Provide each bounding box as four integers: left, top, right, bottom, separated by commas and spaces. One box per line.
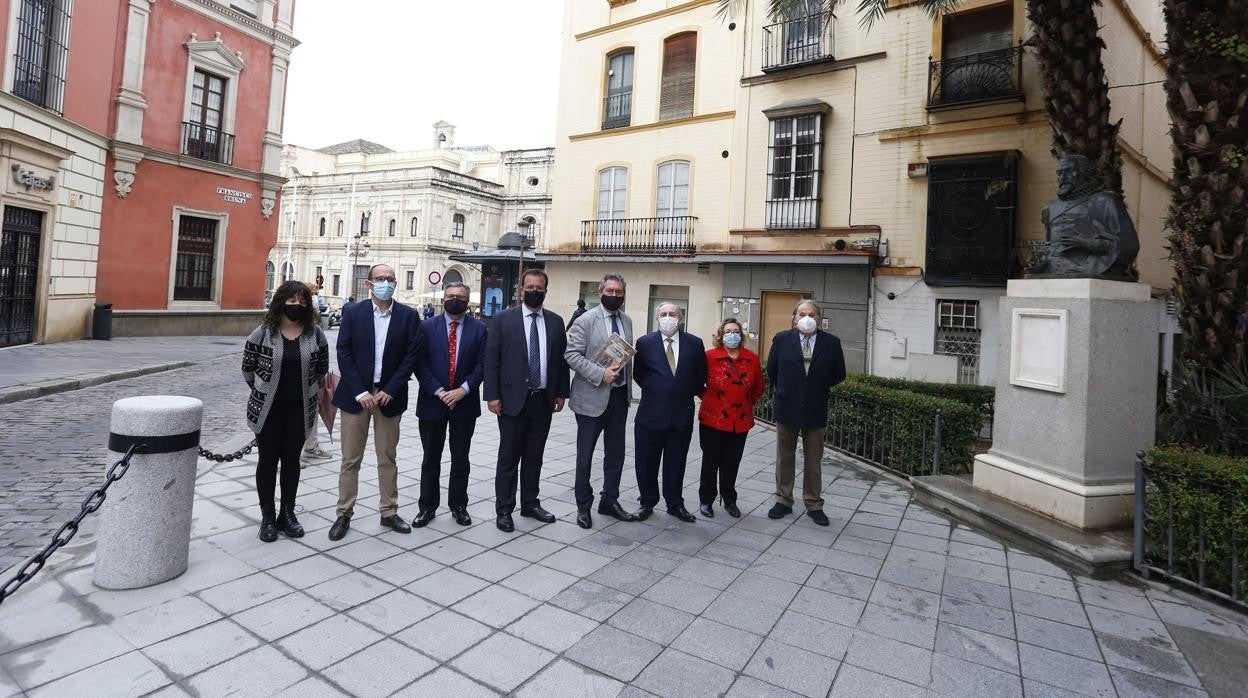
0, 338, 1245, 697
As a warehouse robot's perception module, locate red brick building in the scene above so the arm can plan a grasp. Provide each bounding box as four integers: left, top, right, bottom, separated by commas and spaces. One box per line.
0, 0, 297, 347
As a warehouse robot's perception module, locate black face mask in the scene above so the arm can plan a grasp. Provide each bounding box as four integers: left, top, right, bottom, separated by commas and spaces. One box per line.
444, 298, 469, 316
600, 295, 624, 312
282, 304, 307, 322
523, 290, 546, 309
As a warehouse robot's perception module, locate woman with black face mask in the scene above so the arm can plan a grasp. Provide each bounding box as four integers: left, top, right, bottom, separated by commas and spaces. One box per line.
241, 280, 329, 542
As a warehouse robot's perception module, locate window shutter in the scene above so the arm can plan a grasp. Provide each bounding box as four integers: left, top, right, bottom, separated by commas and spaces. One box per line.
660, 33, 696, 121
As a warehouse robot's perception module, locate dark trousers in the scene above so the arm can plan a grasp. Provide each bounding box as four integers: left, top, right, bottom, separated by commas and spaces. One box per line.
257, 399, 303, 515
698, 424, 748, 506
418, 416, 476, 511
635, 422, 693, 510
574, 386, 629, 510
495, 391, 552, 514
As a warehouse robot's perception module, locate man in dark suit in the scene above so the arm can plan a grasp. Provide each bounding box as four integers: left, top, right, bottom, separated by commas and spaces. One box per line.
633, 303, 707, 522
329, 263, 420, 540
483, 268, 569, 533
413, 282, 486, 527
766, 299, 847, 526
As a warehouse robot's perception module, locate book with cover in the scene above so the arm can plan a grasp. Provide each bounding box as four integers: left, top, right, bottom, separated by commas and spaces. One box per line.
592, 333, 636, 368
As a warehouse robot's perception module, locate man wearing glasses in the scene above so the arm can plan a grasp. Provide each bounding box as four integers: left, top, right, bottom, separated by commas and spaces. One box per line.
328, 263, 421, 540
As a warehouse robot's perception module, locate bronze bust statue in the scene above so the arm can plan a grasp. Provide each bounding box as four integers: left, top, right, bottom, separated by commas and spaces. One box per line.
1027, 155, 1139, 281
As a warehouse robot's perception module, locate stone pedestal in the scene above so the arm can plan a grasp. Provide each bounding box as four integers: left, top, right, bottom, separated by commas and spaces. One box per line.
973, 279, 1157, 529
94, 396, 203, 590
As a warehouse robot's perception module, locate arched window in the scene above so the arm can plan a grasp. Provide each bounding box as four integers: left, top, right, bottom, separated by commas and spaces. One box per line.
409, 217, 418, 237
656, 160, 690, 218
388, 219, 396, 237
265, 261, 275, 289
452, 213, 465, 239
318, 217, 326, 237
360, 212, 370, 235
337, 220, 344, 236
660, 33, 697, 121
603, 49, 634, 129
597, 167, 628, 220
444, 268, 464, 286
280, 261, 294, 281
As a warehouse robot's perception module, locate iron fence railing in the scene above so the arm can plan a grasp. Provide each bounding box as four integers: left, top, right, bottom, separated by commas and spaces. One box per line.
762, 11, 835, 71
928, 45, 1024, 109
181, 121, 236, 165
753, 387, 945, 478
602, 92, 632, 130
1134, 452, 1246, 612
581, 216, 697, 255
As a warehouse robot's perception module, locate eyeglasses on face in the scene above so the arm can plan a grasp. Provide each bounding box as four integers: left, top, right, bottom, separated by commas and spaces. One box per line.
369, 276, 397, 284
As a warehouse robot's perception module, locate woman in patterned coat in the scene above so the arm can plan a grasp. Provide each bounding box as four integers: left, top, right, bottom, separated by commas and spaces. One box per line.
697, 318, 765, 519
242, 280, 329, 542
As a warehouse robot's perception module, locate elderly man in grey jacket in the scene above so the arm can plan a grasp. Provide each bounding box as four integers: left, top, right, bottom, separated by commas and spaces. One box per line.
565, 273, 638, 529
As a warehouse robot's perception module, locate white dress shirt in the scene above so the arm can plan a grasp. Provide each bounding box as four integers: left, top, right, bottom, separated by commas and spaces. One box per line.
800, 331, 817, 354
355, 300, 393, 402
523, 307, 548, 389
436, 313, 467, 395
662, 332, 680, 369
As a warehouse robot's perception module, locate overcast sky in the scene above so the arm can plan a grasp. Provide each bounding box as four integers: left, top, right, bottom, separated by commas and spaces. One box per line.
283, 1, 564, 152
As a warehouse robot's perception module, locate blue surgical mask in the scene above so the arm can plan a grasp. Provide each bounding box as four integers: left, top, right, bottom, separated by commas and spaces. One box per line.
722, 332, 742, 349
371, 281, 396, 301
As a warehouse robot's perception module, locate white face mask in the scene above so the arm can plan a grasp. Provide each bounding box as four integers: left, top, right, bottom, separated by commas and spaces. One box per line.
658, 316, 680, 335
796, 316, 817, 334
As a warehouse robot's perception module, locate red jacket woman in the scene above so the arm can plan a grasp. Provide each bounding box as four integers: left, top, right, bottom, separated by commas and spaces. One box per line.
696, 318, 765, 518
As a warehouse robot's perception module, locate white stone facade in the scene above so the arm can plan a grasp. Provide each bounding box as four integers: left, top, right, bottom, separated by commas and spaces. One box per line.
270, 131, 553, 311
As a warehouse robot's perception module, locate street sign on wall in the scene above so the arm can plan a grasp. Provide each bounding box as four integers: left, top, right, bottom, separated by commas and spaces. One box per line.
427, 270, 442, 286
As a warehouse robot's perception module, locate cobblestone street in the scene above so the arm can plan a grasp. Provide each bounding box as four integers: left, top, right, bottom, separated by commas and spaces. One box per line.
1, 338, 1246, 697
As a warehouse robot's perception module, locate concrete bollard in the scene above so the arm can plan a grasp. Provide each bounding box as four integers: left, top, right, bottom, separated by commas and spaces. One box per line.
94, 395, 204, 590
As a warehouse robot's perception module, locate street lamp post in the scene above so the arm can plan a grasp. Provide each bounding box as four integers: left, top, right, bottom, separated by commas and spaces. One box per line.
348, 233, 370, 300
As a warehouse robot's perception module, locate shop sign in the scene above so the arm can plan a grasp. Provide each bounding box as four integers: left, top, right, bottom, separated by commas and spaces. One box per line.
216, 187, 253, 204
12, 164, 54, 191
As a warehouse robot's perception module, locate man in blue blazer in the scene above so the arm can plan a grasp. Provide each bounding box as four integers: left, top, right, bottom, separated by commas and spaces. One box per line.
766, 299, 847, 526
483, 269, 570, 533
413, 282, 486, 528
328, 263, 420, 541
633, 303, 707, 522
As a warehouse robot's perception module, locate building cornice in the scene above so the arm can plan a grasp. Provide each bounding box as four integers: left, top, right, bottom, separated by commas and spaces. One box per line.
171, 0, 300, 48
876, 110, 1047, 141
113, 140, 286, 185
569, 110, 735, 142
575, 0, 720, 41
740, 52, 888, 86
0, 93, 109, 150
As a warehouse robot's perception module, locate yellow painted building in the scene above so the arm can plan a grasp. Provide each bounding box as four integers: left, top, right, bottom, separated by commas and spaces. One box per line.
541, 0, 1170, 383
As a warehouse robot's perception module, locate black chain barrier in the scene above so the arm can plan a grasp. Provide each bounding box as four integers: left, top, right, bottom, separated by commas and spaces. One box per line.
0, 443, 141, 607
198, 439, 256, 463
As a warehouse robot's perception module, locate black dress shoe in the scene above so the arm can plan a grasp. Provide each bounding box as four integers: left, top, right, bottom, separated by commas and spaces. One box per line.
636, 506, 654, 521
767, 503, 793, 520
598, 500, 637, 522
698, 504, 714, 518
412, 509, 435, 528
668, 506, 697, 523
451, 507, 472, 526
258, 514, 279, 543
380, 514, 412, 534
328, 515, 350, 541
576, 509, 592, 529
724, 501, 742, 518
807, 509, 830, 526
520, 506, 556, 523
496, 513, 515, 532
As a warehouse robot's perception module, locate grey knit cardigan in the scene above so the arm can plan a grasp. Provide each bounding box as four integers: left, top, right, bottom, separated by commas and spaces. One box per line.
241, 323, 329, 437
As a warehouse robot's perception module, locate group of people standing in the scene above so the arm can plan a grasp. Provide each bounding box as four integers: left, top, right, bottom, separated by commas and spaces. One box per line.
241, 267, 846, 543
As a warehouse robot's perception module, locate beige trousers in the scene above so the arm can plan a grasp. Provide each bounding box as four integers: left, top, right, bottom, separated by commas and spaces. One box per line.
336, 405, 402, 517
775, 424, 826, 510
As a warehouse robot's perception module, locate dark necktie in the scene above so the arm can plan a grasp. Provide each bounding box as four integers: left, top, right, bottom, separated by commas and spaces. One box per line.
447, 320, 458, 386
609, 314, 625, 386
528, 312, 542, 388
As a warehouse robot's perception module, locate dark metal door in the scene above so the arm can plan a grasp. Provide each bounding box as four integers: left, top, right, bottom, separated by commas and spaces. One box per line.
0, 206, 43, 347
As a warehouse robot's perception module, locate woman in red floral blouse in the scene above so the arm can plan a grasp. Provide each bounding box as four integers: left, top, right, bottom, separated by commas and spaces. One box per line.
697, 318, 765, 518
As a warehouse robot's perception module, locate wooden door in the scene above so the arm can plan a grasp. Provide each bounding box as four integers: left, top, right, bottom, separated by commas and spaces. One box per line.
759, 290, 808, 367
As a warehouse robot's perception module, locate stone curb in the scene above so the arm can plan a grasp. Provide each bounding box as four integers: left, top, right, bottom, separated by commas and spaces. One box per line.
0, 361, 195, 405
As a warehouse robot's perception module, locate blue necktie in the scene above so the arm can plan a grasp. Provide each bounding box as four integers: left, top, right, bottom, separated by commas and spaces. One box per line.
609, 314, 625, 386
528, 312, 542, 388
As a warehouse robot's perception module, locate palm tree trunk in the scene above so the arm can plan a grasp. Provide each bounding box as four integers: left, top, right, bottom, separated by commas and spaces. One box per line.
1164, 0, 1248, 369
1027, 0, 1124, 197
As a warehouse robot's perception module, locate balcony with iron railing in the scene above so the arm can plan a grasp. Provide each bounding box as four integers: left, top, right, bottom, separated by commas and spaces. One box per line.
762, 12, 835, 72
181, 122, 236, 165
928, 45, 1024, 110
581, 216, 697, 255
602, 91, 632, 130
